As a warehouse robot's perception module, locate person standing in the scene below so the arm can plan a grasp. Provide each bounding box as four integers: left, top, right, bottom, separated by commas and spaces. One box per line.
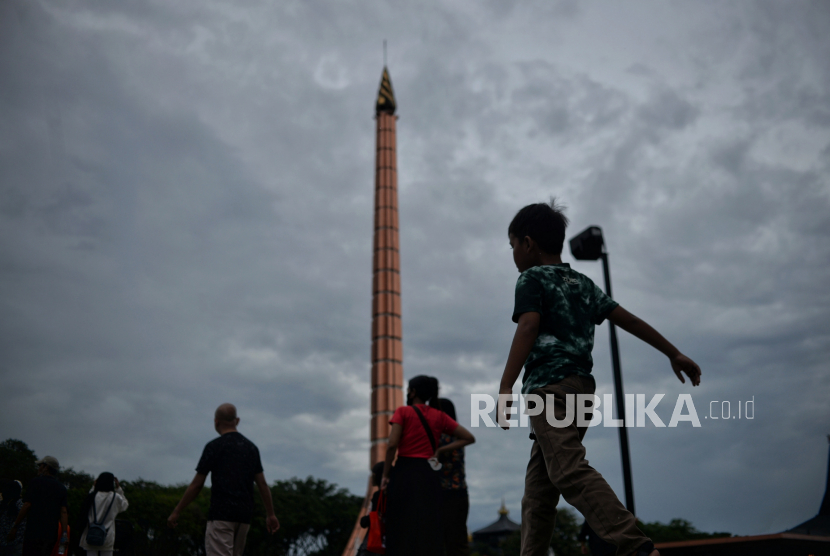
0, 480, 25, 556
6, 457, 68, 556
168, 403, 280, 556
357, 462, 385, 555
381, 376, 475, 556
435, 398, 470, 556
78, 472, 128, 556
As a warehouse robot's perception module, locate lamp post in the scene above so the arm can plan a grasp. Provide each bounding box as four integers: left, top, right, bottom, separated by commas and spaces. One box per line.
569, 226, 635, 516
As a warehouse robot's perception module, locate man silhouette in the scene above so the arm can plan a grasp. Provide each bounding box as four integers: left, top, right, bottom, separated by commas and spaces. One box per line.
7, 456, 69, 556
168, 404, 279, 556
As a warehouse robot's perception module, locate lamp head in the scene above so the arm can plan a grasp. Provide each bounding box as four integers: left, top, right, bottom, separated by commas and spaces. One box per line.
569, 226, 604, 260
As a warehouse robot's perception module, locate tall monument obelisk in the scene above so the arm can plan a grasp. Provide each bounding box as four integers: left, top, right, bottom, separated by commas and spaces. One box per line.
342, 65, 404, 556
370, 66, 404, 466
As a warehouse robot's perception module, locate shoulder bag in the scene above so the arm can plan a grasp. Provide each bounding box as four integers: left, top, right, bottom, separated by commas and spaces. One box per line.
365, 489, 386, 554
411, 406, 442, 471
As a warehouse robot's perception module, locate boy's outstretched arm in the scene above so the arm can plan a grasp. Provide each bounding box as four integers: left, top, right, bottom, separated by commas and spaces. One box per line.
498, 311, 541, 429
607, 306, 701, 386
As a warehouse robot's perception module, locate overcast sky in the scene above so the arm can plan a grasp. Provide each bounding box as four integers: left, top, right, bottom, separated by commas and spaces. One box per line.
2, 0, 829, 540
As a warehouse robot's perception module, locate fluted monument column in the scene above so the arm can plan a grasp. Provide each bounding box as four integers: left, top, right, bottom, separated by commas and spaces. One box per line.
370, 66, 404, 466
342, 66, 404, 556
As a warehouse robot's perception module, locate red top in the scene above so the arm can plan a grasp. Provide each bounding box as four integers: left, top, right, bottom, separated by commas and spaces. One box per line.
390, 404, 460, 459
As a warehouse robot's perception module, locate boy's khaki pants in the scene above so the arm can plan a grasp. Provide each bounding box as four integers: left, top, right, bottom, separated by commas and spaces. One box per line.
522, 374, 650, 556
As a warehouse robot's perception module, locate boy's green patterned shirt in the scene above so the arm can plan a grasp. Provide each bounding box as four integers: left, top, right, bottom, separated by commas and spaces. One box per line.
513, 263, 618, 395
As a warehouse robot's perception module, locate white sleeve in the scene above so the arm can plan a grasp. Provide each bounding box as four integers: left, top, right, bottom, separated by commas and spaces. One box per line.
115, 487, 129, 513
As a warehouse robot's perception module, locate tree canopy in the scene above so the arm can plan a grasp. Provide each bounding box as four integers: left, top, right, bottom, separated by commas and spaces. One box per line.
3, 438, 731, 556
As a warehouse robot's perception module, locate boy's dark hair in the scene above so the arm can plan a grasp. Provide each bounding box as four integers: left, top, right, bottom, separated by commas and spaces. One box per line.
508, 199, 569, 255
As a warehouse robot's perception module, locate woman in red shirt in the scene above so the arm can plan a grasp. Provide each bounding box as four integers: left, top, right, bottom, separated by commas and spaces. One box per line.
381, 376, 475, 556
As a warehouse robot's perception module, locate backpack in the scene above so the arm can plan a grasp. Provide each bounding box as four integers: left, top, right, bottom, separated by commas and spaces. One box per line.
86, 493, 116, 546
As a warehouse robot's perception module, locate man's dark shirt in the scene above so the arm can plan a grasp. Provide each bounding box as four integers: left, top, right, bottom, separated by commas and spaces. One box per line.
22, 475, 67, 543
196, 432, 263, 523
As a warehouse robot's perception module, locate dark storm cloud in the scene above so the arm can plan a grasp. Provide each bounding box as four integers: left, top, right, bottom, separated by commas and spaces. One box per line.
0, 0, 375, 482
2, 0, 829, 538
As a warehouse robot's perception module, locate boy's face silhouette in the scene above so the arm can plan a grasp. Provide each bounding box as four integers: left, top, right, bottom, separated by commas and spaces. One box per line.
509, 233, 542, 273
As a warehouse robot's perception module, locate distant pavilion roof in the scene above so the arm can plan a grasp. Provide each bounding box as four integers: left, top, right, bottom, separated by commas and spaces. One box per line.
473, 501, 521, 538
376, 67, 396, 115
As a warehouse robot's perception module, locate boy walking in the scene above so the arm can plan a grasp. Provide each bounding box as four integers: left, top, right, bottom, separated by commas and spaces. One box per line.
497, 202, 701, 556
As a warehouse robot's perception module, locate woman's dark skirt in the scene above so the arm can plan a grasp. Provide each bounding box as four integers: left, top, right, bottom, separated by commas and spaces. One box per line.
440, 489, 470, 556
385, 456, 441, 556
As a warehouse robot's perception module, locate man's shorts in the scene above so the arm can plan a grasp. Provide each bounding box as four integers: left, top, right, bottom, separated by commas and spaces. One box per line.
205, 520, 251, 556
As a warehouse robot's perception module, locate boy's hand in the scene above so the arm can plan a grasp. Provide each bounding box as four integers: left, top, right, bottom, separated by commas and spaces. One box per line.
380, 476, 390, 490
497, 387, 514, 430
671, 353, 701, 386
